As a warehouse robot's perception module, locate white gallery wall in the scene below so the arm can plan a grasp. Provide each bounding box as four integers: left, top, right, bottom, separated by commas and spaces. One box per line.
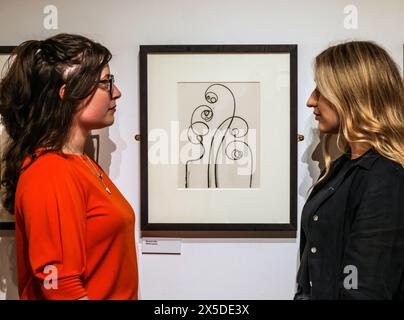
0, 0, 403, 300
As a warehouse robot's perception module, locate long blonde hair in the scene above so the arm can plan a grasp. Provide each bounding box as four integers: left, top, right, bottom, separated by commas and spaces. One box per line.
314, 41, 404, 183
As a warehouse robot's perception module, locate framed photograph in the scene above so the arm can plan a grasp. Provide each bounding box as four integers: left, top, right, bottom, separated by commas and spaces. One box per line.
140, 45, 297, 238
0, 46, 16, 230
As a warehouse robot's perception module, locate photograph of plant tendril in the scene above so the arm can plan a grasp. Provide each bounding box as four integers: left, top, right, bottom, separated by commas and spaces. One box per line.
178, 82, 260, 189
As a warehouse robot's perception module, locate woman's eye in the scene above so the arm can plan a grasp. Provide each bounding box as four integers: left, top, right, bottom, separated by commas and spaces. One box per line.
99, 82, 109, 89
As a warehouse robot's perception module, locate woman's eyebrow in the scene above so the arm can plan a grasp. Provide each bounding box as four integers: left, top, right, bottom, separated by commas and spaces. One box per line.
101, 73, 111, 79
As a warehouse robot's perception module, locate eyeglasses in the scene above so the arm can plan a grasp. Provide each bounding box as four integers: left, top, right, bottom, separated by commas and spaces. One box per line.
95, 74, 115, 98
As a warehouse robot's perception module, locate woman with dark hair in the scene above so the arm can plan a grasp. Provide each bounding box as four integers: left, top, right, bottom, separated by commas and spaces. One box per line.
0, 33, 138, 300
295, 41, 404, 300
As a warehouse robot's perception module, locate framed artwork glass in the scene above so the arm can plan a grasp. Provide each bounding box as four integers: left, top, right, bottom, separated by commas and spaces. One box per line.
140, 45, 297, 238
0, 46, 16, 230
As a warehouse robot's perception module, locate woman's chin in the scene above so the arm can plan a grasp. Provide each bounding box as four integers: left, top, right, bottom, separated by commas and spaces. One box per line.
88, 119, 115, 130
318, 124, 339, 134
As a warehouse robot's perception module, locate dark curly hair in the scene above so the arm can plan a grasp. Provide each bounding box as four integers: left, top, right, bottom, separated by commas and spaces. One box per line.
0, 33, 112, 213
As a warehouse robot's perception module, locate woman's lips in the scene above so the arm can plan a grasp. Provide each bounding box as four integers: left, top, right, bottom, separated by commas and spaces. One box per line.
108, 106, 116, 111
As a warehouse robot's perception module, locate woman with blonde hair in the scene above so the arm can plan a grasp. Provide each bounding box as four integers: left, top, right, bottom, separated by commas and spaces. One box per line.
295, 41, 404, 300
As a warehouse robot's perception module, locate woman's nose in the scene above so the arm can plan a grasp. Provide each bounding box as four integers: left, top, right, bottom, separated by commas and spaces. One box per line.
306, 90, 318, 108
112, 84, 122, 99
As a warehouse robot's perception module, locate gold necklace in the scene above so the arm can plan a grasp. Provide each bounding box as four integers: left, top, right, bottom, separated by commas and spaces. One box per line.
80, 155, 112, 194
65, 146, 111, 194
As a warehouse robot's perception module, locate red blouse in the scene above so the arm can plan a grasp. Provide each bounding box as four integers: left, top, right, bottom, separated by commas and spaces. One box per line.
14, 149, 138, 300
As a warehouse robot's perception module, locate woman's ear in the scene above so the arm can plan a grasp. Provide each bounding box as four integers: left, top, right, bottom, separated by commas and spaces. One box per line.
59, 84, 66, 99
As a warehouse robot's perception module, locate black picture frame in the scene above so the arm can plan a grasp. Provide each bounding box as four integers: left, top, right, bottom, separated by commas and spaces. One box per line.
0, 46, 16, 230
139, 45, 298, 238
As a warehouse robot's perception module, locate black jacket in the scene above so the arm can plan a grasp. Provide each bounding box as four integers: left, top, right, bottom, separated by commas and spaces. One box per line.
295, 149, 404, 299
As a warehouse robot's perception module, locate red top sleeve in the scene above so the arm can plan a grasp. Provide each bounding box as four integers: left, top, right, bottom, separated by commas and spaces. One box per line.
17, 155, 88, 299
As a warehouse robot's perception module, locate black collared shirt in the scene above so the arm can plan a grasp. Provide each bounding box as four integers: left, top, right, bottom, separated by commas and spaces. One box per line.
296, 149, 404, 299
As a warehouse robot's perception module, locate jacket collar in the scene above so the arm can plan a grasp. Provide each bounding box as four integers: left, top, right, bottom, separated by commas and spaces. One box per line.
344, 147, 381, 170
307, 148, 380, 202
